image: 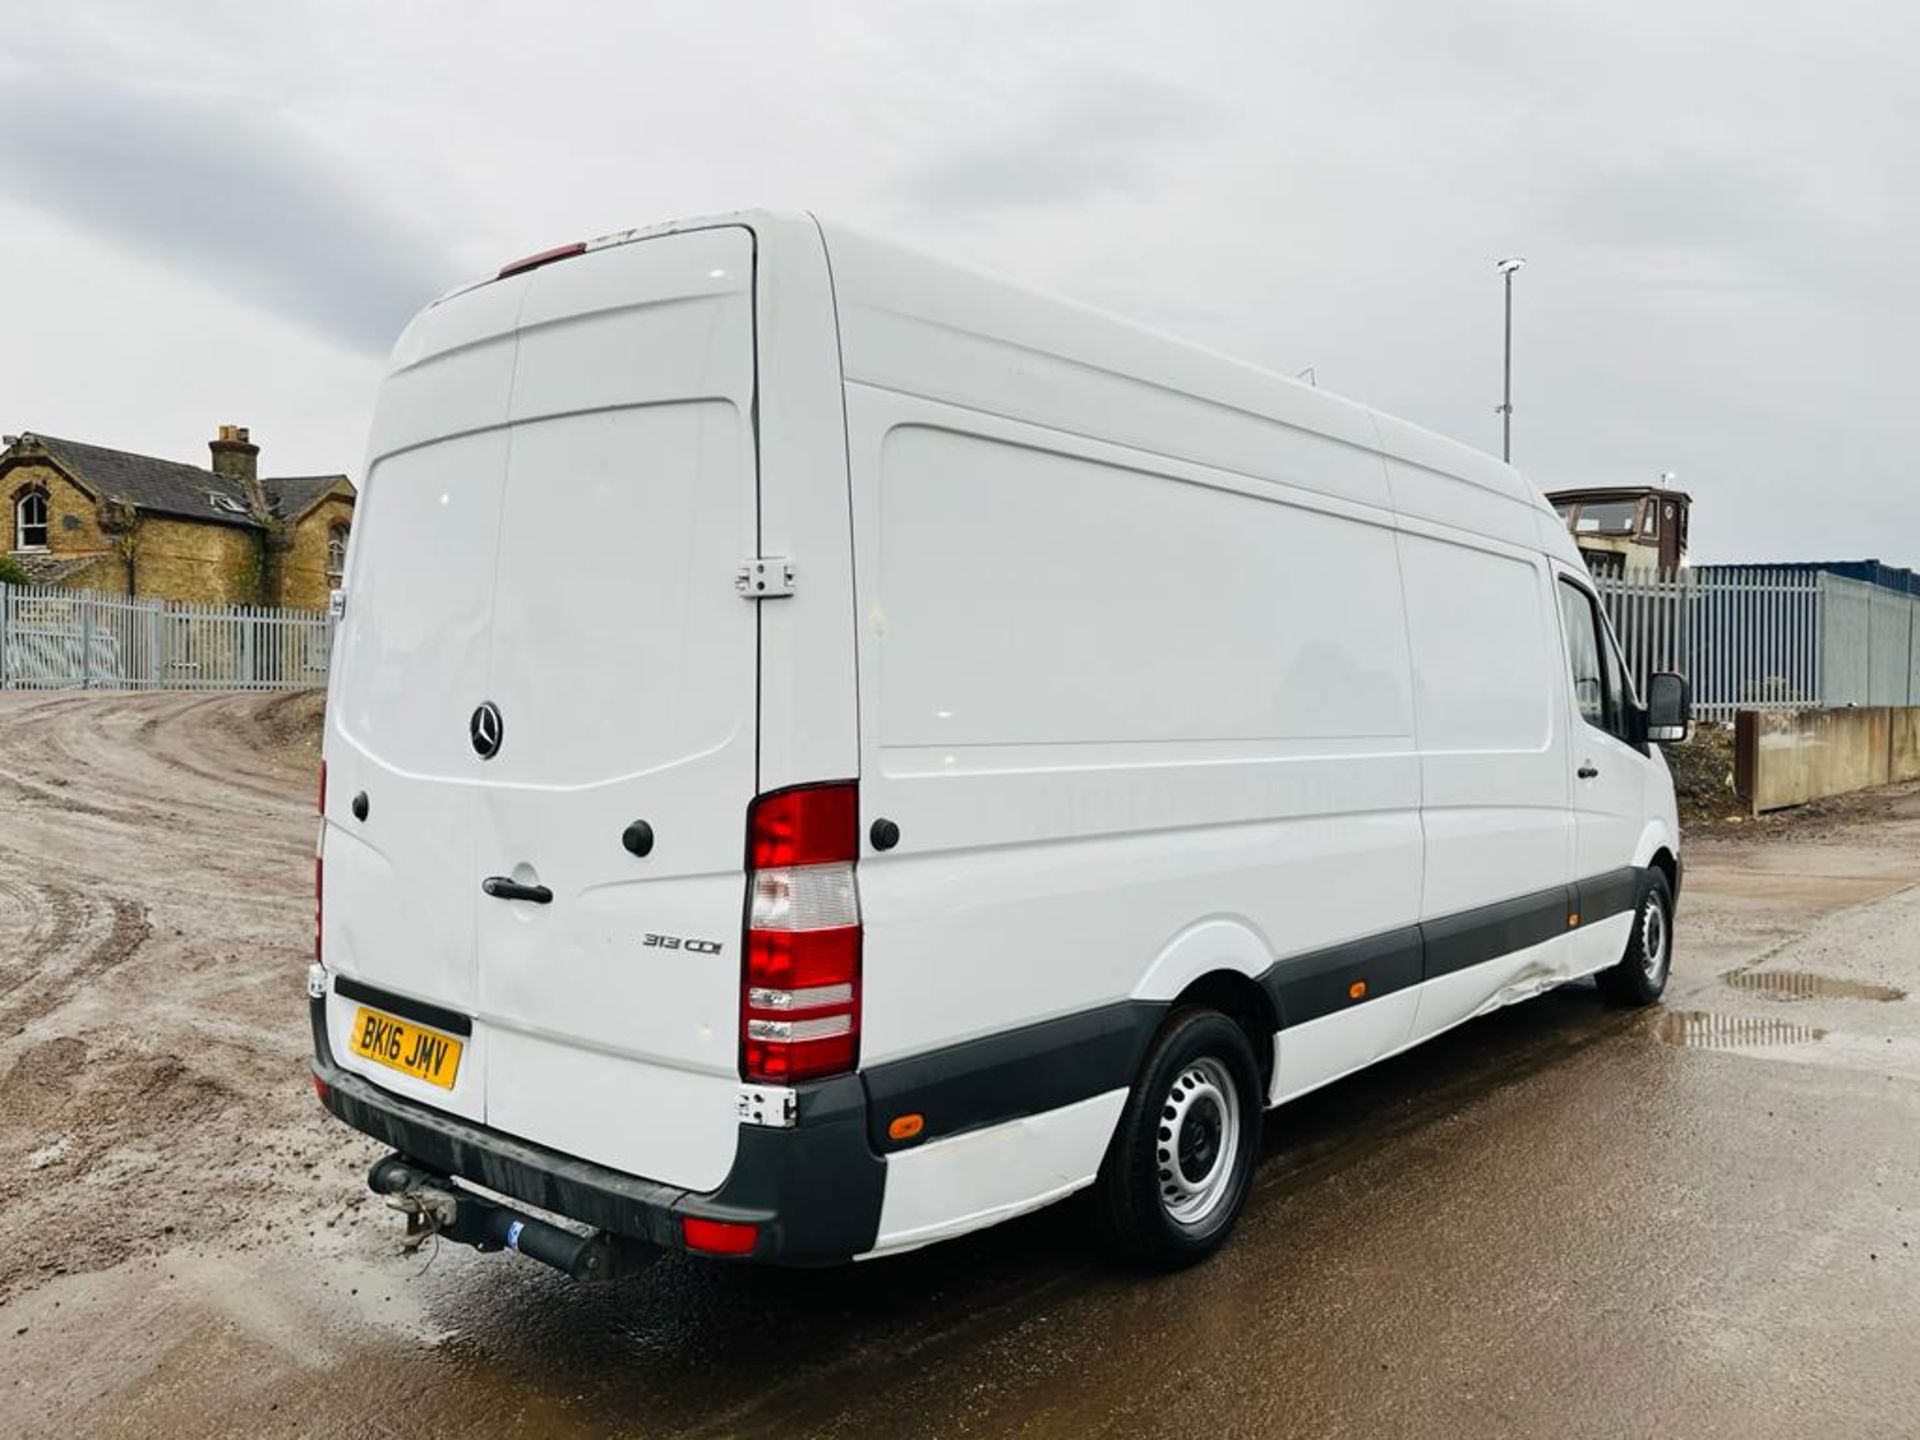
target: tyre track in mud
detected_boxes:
[0,880,149,1028]
[0,690,347,1309]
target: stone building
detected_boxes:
[1545,483,1691,578]
[1,426,354,611]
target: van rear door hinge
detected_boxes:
[735,557,796,598]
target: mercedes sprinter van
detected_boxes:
[310,211,1691,1276]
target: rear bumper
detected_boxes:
[309,994,885,1265]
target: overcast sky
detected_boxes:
[2,0,1913,561]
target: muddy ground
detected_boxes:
[1,692,1917,1438]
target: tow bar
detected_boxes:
[367,1154,658,1282]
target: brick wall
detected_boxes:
[279,493,355,611]
[128,518,263,606]
[6,459,124,587]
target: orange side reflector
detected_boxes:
[1348,980,1367,1001]
[1568,913,1581,927]
[888,1113,925,1142]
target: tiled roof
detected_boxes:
[265,474,353,519]
[8,551,110,586]
[6,434,353,529]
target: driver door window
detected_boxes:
[1558,579,1624,739]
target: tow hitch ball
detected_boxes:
[366,1154,655,1282]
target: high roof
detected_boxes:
[1545,484,1693,505]
[2,433,352,528]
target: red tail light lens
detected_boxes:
[742,783,861,1083]
[681,1215,759,1256]
[747,925,860,992]
[748,783,858,869]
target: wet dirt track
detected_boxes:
[3,693,1918,1439]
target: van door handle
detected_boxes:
[1577,763,1599,779]
[482,877,553,904]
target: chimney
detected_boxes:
[209,424,271,517]
[209,424,258,485]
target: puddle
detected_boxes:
[1654,1010,1826,1050]
[1719,969,1905,1003]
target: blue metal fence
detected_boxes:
[1596,567,1919,720]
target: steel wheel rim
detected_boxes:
[1641,894,1670,983]
[1156,1056,1241,1228]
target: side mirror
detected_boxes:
[1647,671,1691,743]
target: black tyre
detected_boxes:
[1091,1007,1263,1269]
[1596,869,1674,1006]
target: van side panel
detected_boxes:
[1396,523,1574,1037]
[872,1089,1129,1255]
[819,222,1392,517]
[1372,411,1542,552]
[842,384,1422,1089]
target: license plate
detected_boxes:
[348,1006,463,1089]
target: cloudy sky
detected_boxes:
[2,0,1913,561]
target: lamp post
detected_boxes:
[1495,256,1526,462]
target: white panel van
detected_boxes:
[311,211,1691,1276]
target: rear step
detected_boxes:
[367,1154,659,1282]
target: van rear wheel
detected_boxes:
[1092,1007,1262,1269]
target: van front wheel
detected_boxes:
[1092,1008,1263,1269]
[1596,869,1674,1006]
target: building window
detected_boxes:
[1572,500,1638,535]
[13,487,49,551]
[1580,548,1625,579]
[327,523,349,578]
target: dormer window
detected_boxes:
[13,486,48,550]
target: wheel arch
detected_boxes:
[1646,845,1680,909]
[1169,969,1279,1093]
[1633,818,1677,873]
[1131,918,1279,1088]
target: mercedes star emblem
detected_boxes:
[469,701,504,760]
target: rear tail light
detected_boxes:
[742,783,861,1083]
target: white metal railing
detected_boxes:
[0,582,333,691]
[1594,567,1919,720]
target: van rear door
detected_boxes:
[332,229,761,1191]
[475,231,758,1193]
[324,278,528,1127]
